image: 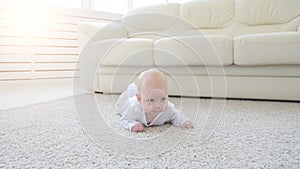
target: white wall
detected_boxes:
[0,7,122,109]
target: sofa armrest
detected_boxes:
[78,22,128,50]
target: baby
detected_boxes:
[115,69,193,132]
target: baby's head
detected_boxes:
[136,69,168,113]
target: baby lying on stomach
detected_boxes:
[115,68,193,132]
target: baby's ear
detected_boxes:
[136,93,142,103]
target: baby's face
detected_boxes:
[138,86,168,114]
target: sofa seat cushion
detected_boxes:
[234,32,300,65]
[101,38,154,66]
[154,35,233,66]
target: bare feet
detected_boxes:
[131,123,144,132]
[182,121,193,129]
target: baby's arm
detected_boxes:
[131,123,144,132]
[170,109,193,129]
[120,116,144,132]
[182,120,193,128]
[119,108,144,132]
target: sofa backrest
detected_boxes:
[122,0,300,37]
[122,3,182,39]
[235,0,300,25]
[125,3,180,17]
[180,0,234,29]
[233,0,300,36]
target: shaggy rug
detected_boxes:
[0,94,299,168]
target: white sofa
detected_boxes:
[78,0,300,101]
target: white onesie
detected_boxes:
[115,83,190,131]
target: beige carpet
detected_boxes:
[0,93,299,168]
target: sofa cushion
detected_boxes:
[154,35,233,66]
[235,0,300,25]
[180,0,234,28]
[100,38,154,66]
[234,32,300,65]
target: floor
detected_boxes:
[0,94,299,168]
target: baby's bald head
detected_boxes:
[136,69,168,113]
[137,69,168,93]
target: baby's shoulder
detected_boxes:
[123,98,143,115]
[166,101,176,109]
[163,101,181,114]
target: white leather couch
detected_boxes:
[78,0,300,101]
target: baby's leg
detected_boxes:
[115,83,138,114]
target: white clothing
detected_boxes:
[115,83,191,131]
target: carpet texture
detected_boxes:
[0,94,299,168]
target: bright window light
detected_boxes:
[5,0,82,36]
[6,0,83,9]
[7,0,49,34]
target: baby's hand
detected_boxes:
[182,121,193,129]
[131,123,144,132]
